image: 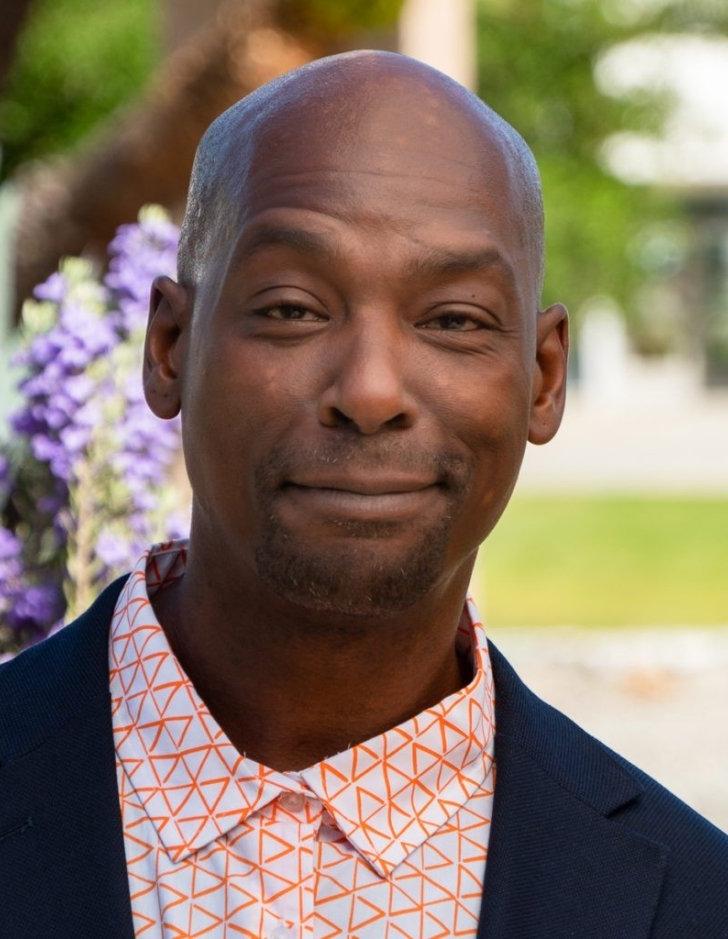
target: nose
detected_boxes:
[317,319,417,435]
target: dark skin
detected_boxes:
[145,53,568,771]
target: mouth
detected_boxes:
[278,474,445,523]
[283,473,441,496]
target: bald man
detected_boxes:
[1,52,726,939]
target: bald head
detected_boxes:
[178,50,545,308]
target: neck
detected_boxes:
[151,539,477,772]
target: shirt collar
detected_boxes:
[109,540,495,876]
[299,597,495,877]
[110,542,302,864]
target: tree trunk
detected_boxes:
[0,0,34,91]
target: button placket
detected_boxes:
[272,791,321,931]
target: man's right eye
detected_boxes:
[255,304,322,321]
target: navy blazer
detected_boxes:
[0,576,726,938]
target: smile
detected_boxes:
[279,479,444,522]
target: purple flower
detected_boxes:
[105,210,178,334]
[1,207,185,649]
[96,531,132,570]
[0,453,9,489]
[0,528,21,563]
[33,271,67,303]
[8,583,61,632]
[0,528,27,625]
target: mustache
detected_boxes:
[254,440,472,493]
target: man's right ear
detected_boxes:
[143,275,190,420]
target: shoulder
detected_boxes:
[527,661,728,851]
[0,576,128,764]
[605,746,728,932]
[527,675,728,860]
[540,690,728,931]
[488,638,728,933]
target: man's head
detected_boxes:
[144,50,568,617]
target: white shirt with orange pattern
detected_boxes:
[109,540,496,938]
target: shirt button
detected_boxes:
[279,791,306,813]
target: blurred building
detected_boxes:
[599,33,728,387]
[517,32,728,494]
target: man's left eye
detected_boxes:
[421,313,482,331]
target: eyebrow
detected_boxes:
[236,224,337,262]
[405,245,516,292]
[235,224,517,292]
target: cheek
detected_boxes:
[180,336,292,508]
[426,354,532,544]
[427,348,532,453]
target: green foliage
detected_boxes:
[275,0,403,49]
[281,0,403,32]
[476,0,727,329]
[476,494,728,626]
[0,0,157,181]
[538,157,667,328]
[0,0,404,182]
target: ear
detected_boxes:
[528,302,569,445]
[143,275,191,420]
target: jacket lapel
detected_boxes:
[478,640,669,938]
[0,577,134,939]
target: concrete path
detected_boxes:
[517,387,728,493]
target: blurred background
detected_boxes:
[0,0,726,827]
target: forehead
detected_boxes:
[240,131,525,277]
[207,75,537,304]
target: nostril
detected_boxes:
[385,412,409,430]
[318,403,355,430]
[331,407,355,427]
[326,406,409,434]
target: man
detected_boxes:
[0,50,726,939]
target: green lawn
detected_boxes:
[472,494,728,627]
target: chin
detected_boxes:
[253,529,450,619]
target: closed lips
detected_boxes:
[284,475,439,495]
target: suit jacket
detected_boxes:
[0,576,726,938]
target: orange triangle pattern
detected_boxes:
[110,540,496,937]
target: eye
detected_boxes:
[420,312,483,332]
[256,303,325,322]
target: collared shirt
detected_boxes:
[109,539,496,938]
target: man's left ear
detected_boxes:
[143,275,191,420]
[528,302,569,445]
